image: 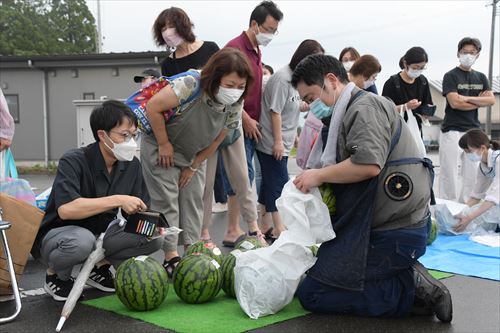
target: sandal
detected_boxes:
[261,227,274,241]
[163,256,181,279]
[222,233,246,248]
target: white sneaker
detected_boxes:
[212,202,228,213]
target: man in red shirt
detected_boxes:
[222,1,283,244]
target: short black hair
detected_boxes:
[249,1,283,26]
[90,100,138,142]
[291,54,349,88]
[399,46,428,69]
[289,39,325,71]
[458,37,482,53]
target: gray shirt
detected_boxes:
[339,89,431,230]
[257,66,301,156]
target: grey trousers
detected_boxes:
[141,133,206,252]
[40,223,163,281]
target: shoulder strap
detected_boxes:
[391,74,401,91]
[346,89,367,110]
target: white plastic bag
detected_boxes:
[234,179,335,319]
[401,106,426,157]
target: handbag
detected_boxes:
[0,148,18,179]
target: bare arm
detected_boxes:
[145,85,181,168]
[463,90,495,107]
[271,111,284,160]
[58,195,146,220]
[454,200,495,232]
[446,92,482,110]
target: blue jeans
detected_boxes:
[298,221,429,318]
[223,137,256,196]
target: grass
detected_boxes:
[17,162,58,175]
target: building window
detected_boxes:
[83,92,95,100]
[4,94,19,123]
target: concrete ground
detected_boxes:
[1,153,499,333]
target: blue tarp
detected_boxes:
[420,234,500,281]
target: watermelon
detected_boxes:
[427,218,438,245]
[235,236,265,251]
[115,256,168,311]
[173,253,222,304]
[185,240,224,265]
[221,249,246,298]
[319,183,336,215]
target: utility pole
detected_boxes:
[486,0,499,136]
[95,0,102,53]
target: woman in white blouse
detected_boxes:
[454,129,500,233]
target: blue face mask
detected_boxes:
[309,81,336,119]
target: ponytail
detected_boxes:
[490,139,500,150]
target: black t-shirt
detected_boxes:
[161,41,220,77]
[441,67,490,132]
[382,72,433,132]
[32,142,149,258]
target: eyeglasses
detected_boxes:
[259,25,278,35]
[459,51,478,56]
[109,130,140,142]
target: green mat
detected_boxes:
[429,270,454,280]
[83,290,309,333]
[83,271,453,333]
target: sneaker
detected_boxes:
[413,262,453,323]
[44,274,74,302]
[212,202,228,213]
[86,264,115,292]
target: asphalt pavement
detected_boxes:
[1,154,499,333]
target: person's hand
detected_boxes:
[406,99,421,110]
[273,140,285,160]
[119,195,147,215]
[0,138,12,152]
[299,101,310,112]
[158,142,174,168]
[293,169,322,193]
[178,167,196,189]
[242,116,262,142]
[453,214,472,233]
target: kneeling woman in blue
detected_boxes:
[141,48,253,277]
[454,129,500,233]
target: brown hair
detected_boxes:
[350,55,382,79]
[289,39,325,71]
[339,47,360,62]
[152,7,196,47]
[459,128,500,150]
[200,48,254,102]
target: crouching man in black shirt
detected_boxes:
[31,100,163,301]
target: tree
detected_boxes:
[0,0,97,56]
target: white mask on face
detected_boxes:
[343,61,354,72]
[162,28,184,48]
[363,79,375,90]
[104,133,137,161]
[406,68,424,79]
[254,28,274,46]
[466,151,482,163]
[215,86,244,105]
[262,75,271,88]
[459,54,477,68]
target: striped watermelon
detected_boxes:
[427,218,438,245]
[173,253,222,304]
[114,256,168,311]
[235,236,265,251]
[221,249,246,298]
[185,240,224,265]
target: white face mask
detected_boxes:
[254,28,274,46]
[466,151,482,163]
[363,79,375,90]
[262,75,271,88]
[459,54,477,68]
[162,28,184,48]
[104,133,137,161]
[343,61,354,72]
[216,86,244,105]
[406,68,424,79]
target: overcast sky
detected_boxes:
[86,0,499,92]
